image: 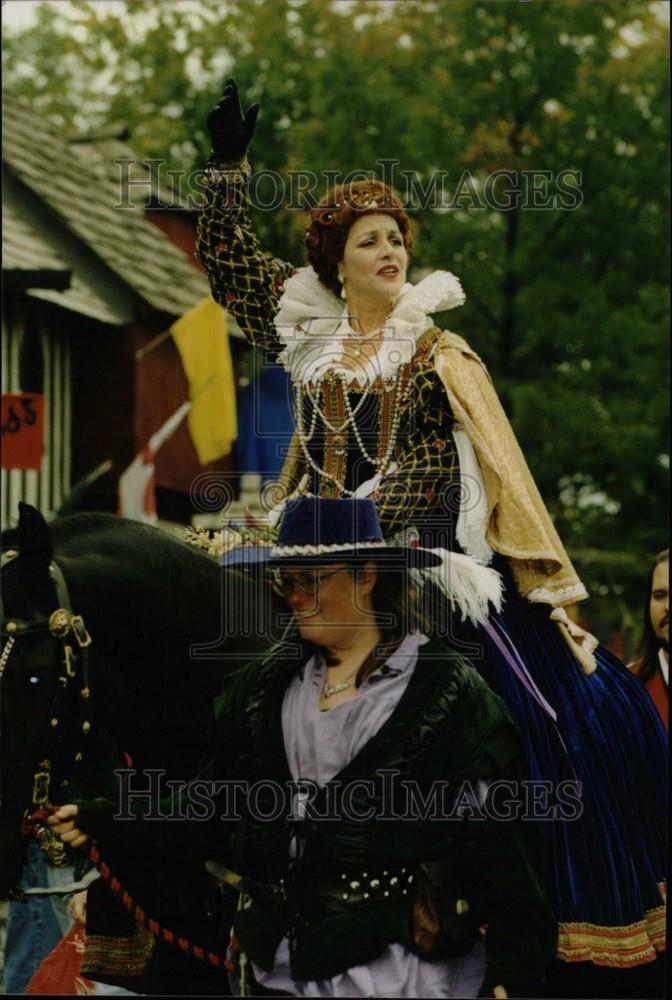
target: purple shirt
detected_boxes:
[252,633,486,997]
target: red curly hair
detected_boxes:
[304,180,413,298]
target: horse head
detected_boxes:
[0,503,90,895]
[1,502,286,899]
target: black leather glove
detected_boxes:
[206,77,260,161]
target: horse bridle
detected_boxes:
[0,547,93,866]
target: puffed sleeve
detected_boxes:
[195,156,296,360]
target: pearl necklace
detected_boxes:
[295,369,409,497]
[298,385,320,442]
[296,386,354,495]
[301,375,371,437]
[342,382,398,471]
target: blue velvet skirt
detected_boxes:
[453,585,667,969]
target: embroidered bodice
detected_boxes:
[298,380,382,497]
[294,360,461,550]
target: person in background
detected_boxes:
[629,549,669,729]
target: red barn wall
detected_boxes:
[144,211,203,271]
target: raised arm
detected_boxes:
[196,79,296,359]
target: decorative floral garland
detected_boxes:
[183,524,277,559]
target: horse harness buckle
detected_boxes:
[48,608,92,648]
[32,762,51,807]
[63,643,76,678]
[70,615,92,648]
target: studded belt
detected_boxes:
[310,863,416,908]
[208,860,416,911]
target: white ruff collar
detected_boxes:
[274,267,465,385]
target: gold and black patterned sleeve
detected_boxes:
[375,353,460,539]
[195,157,296,359]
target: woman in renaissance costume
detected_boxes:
[195,81,667,995]
[51,497,557,998]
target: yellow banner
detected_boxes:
[171,296,237,464]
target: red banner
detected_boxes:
[1,393,45,469]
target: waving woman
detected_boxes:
[195,80,667,994]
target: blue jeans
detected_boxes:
[2,843,73,994]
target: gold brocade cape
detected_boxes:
[278,328,598,673]
[431,331,587,606]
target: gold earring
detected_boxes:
[338,274,346,300]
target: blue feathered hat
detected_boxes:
[268,497,441,568]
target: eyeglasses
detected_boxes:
[269,567,349,598]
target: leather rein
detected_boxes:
[0,548,238,972]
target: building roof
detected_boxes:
[3,197,135,323]
[2,94,210,319]
[3,168,137,325]
[2,198,70,280]
[68,126,195,212]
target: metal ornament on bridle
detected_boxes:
[49,608,72,638]
[0,547,94,866]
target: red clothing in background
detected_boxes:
[629,656,669,730]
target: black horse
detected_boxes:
[0,502,285,991]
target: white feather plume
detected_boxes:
[412,550,503,626]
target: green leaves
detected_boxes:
[3,0,668,639]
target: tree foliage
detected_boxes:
[3,0,668,638]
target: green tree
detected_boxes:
[4,0,668,640]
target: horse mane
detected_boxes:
[52,511,122,534]
[49,512,191,549]
[49,513,218,578]
[2,512,199,559]
[4,512,209,558]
